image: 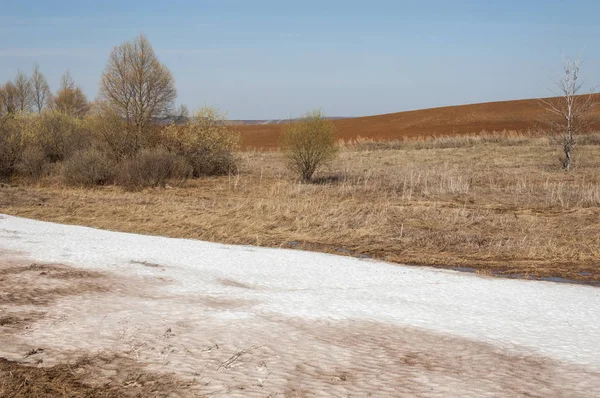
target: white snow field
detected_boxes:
[1,214,599,396]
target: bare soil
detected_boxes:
[0,261,106,307]
[236,95,600,149]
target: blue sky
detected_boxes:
[1,0,600,119]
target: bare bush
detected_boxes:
[100,34,176,151]
[62,149,117,187]
[17,146,47,178]
[281,109,338,183]
[116,148,192,190]
[20,111,89,162]
[84,106,135,160]
[162,107,240,176]
[0,116,23,177]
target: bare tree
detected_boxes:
[0,82,19,115]
[175,104,190,121]
[99,34,177,151]
[52,71,90,118]
[31,64,51,113]
[14,71,34,112]
[540,58,594,171]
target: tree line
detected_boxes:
[0,67,88,117]
[0,34,338,185]
[0,35,242,188]
[0,34,176,127]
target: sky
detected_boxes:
[1,0,600,119]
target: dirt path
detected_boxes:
[2,254,599,397]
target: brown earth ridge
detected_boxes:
[237,95,600,149]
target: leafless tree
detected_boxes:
[51,71,90,118]
[0,82,19,115]
[31,63,51,113]
[14,70,34,112]
[540,58,594,171]
[99,34,177,151]
[175,104,190,120]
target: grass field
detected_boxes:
[2,132,599,283]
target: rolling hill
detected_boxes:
[236,96,600,149]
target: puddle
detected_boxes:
[452,267,476,273]
[450,267,598,287]
[285,241,372,260]
[537,276,600,287]
[491,271,599,287]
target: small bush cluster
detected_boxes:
[162,107,240,177]
[0,106,240,190]
[85,106,160,161]
[0,112,89,179]
[0,37,238,188]
[61,149,116,187]
[22,111,89,161]
[0,116,23,177]
[17,146,47,178]
[116,148,192,190]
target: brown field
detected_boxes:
[238,96,600,149]
[2,132,599,284]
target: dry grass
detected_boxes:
[1,133,599,282]
[0,355,188,397]
[337,130,546,150]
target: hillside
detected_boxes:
[228,117,347,126]
[237,96,600,149]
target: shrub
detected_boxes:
[85,103,164,161]
[17,146,47,178]
[20,111,89,162]
[116,148,192,190]
[162,107,240,177]
[84,107,139,160]
[280,109,338,183]
[62,149,117,187]
[0,115,23,177]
